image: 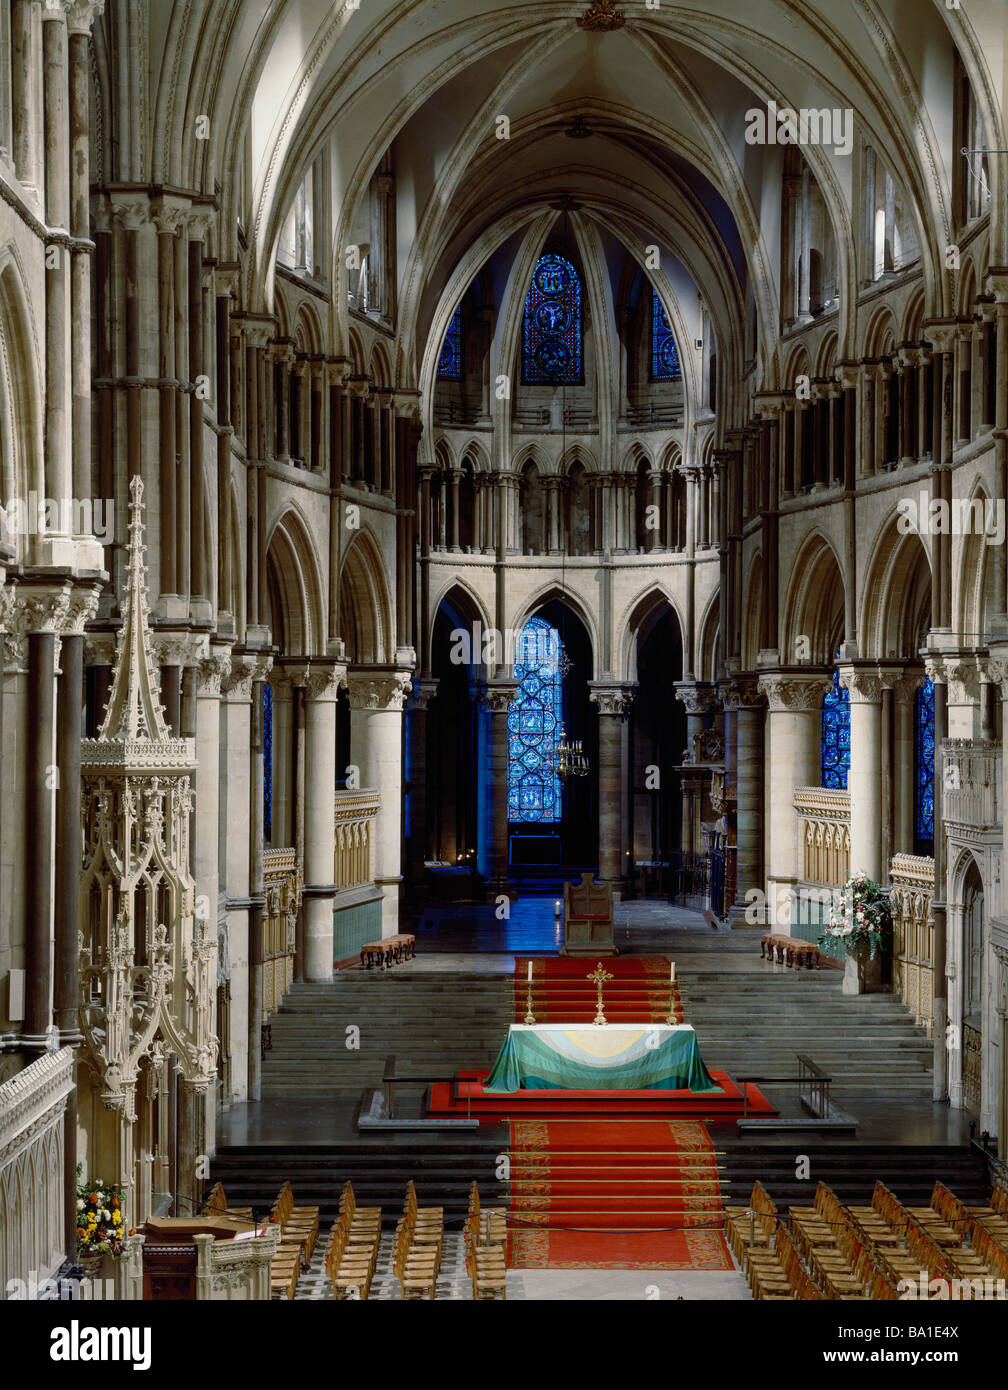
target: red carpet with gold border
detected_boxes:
[513,955,683,1024]
[507,1117,733,1270]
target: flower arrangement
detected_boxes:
[820,872,892,959]
[75,1165,126,1259]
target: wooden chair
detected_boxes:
[393,1224,438,1299]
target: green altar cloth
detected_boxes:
[483,1023,720,1092]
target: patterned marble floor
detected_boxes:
[292,1231,751,1301]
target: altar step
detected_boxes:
[680,972,934,1099]
[205,1137,509,1231]
[261,975,514,1097]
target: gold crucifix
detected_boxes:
[587,961,615,1026]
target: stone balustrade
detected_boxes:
[793,786,851,886]
[942,738,1000,830]
[334,788,382,891]
[890,852,936,1034]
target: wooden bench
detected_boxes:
[760,934,821,969]
[360,933,416,969]
[201,1180,254,1229]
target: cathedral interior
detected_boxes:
[3,0,1008,1328]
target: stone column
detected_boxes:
[719,676,763,922]
[405,678,438,895]
[347,669,412,937]
[300,663,345,979]
[476,680,517,893]
[674,682,716,855]
[839,667,889,882]
[21,585,71,1048]
[758,672,832,928]
[589,684,635,887]
[449,468,462,551]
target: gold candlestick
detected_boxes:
[587,961,614,1026]
[524,977,536,1025]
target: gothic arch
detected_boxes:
[339,527,393,665]
[620,585,685,685]
[698,592,721,684]
[781,530,846,666]
[0,248,44,554]
[264,503,326,656]
[743,553,764,672]
[512,584,598,680]
[956,480,996,646]
[859,516,933,661]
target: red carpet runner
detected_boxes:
[507,1118,733,1270]
[514,955,683,1024]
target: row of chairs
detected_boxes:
[392,1180,445,1299]
[464,1182,507,1300]
[325,1182,383,1299]
[269,1182,320,1299]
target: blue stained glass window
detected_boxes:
[522,254,582,384]
[651,287,682,381]
[820,669,850,789]
[507,617,563,822]
[437,305,463,379]
[915,676,935,849]
[263,684,273,841]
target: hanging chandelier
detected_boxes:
[552,722,589,780]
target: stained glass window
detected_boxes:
[263,684,273,841]
[507,617,562,822]
[915,675,935,850]
[651,287,682,381]
[437,305,462,379]
[820,669,850,789]
[522,254,582,384]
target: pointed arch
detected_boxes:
[339,526,393,664]
[781,530,846,666]
[619,584,685,684]
[511,583,598,679]
[860,515,933,661]
[265,503,326,656]
[698,591,721,684]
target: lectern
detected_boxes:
[123,1218,281,1300]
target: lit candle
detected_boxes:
[554,899,561,916]
[670,962,676,983]
[527,961,533,982]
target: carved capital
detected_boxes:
[409,677,439,711]
[63,583,102,635]
[478,679,518,714]
[65,0,104,34]
[296,661,347,702]
[346,669,413,712]
[673,681,718,716]
[195,650,234,698]
[718,675,763,710]
[221,652,273,701]
[757,671,833,712]
[151,631,210,669]
[589,682,636,718]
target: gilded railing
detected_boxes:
[262,848,301,1021]
[890,852,935,1035]
[942,739,999,830]
[334,788,381,892]
[793,786,851,887]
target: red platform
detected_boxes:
[427,1068,776,1119]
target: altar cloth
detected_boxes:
[483,1022,719,1093]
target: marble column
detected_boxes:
[589,684,635,887]
[758,672,832,928]
[476,680,517,893]
[301,663,345,978]
[347,669,412,936]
